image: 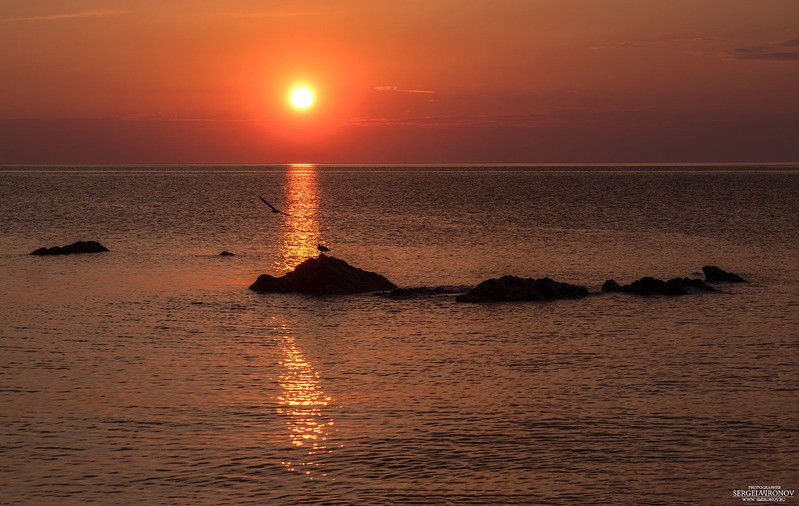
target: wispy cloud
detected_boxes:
[729,38,799,61]
[1,9,130,23]
[594,35,799,62]
[202,9,318,19]
[347,110,598,128]
[373,85,436,95]
[590,36,714,51]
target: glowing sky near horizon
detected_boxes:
[0,0,798,163]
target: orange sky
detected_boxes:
[1,0,798,163]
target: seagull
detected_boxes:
[317,244,330,253]
[259,195,294,216]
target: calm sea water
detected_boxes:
[1,165,797,504]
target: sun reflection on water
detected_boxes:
[275,164,321,272]
[275,324,336,479]
[270,165,336,478]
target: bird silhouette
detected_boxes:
[317,244,330,253]
[259,196,294,216]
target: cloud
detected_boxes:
[347,110,598,128]
[201,9,318,19]
[590,36,714,51]
[729,39,799,61]
[348,114,504,128]
[373,85,436,95]
[733,51,799,61]
[0,9,130,22]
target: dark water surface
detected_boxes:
[1,165,798,504]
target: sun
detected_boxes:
[290,87,314,109]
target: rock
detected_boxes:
[456,275,589,303]
[601,279,624,292]
[219,251,235,256]
[670,277,717,293]
[601,276,715,295]
[627,276,684,295]
[30,247,62,256]
[703,265,745,283]
[249,254,397,294]
[30,240,109,256]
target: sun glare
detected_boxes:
[290,87,314,109]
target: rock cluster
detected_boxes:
[30,240,109,256]
[249,257,747,301]
[456,275,589,303]
[601,276,716,295]
[28,239,748,303]
[601,265,745,296]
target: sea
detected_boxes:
[1,164,797,505]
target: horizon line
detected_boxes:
[2,161,799,168]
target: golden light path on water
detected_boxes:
[275,321,336,479]
[271,166,336,478]
[275,164,321,272]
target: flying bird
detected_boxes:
[317,244,330,253]
[259,195,294,216]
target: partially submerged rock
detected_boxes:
[219,251,235,256]
[456,275,589,303]
[601,276,716,295]
[673,277,717,292]
[703,265,745,283]
[30,240,109,256]
[249,254,397,294]
[601,279,624,292]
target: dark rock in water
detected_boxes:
[627,276,684,295]
[384,286,466,298]
[670,277,716,293]
[219,251,235,256]
[249,254,397,294]
[703,265,745,283]
[456,275,589,303]
[30,246,62,256]
[601,279,624,293]
[601,276,715,295]
[30,240,109,256]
